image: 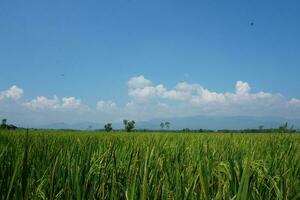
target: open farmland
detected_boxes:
[0,130,300,199]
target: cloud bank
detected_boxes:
[0,75,300,126]
[0,85,23,101]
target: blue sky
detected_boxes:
[1,0,300,125]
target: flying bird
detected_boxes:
[250,22,254,26]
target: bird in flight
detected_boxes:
[250,22,254,26]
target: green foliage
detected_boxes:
[279,122,289,133]
[160,122,165,129]
[104,123,113,132]
[165,121,170,129]
[1,118,7,129]
[0,118,17,130]
[123,120,135,132]
[160,121,171,130]
[2,118,7,126]
[0,130,299,199]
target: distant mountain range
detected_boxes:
[37,115,300,130]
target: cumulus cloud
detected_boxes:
[127,76,276,106]
[126,76,294,118]
[0,85,23,100]
[128,76,152,89]
[96,100,117,111]
[23,96,60,110]
[62,97,81,108]
[289,98,300,107]
[128,84,165,100]
[1,78,300,126]
[235,81,251,95]
[24,96,81,110]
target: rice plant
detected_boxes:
[0,130,299,199]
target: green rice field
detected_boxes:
[0,130,300,199]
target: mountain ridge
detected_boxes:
[36,115,300,130]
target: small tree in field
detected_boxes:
[0,118,7,129]
[165,121,170,129]
[104,123,113,132]
[2,118,7,125]
[160,122,165,130]
[123,120,135,132]
[279,122,288,133]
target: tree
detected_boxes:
[289,125,296,133]
[104,123,113,132]
[165,121,170,129]
[0,118,17,130]
[8,125,17,130]
[183,128,191,132]
[2,118,7,126]
[123,120,135,132]
[0,118,7,129]
[259,125,264,131]
[160,122,165,130]
[279,122,288,133]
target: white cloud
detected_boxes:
[127,77,278,107]
[289,98,300,106]
[96,100,117,111]
[62,97,81,108]
[1,79,300,126]
[0,85,23,100]
[125,76,292,118]
[24,96,81,110]
[129,84,166,100]
[128,75,152,89]
[235,81,251,95]
[23,96,60,110]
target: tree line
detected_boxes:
[0,118,17,130]
[1,117,298,133]
[103,120,171,132]
[103,121,298,133]
[217,123,297,134]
